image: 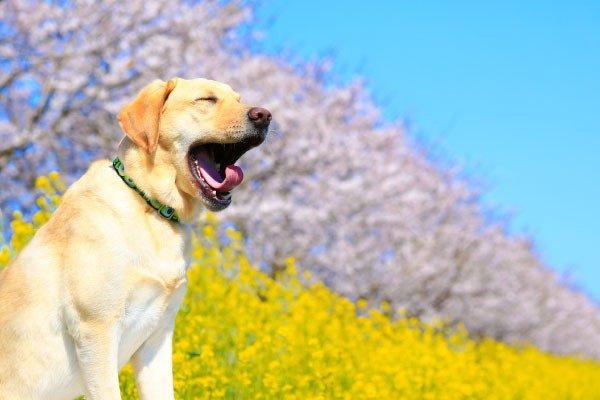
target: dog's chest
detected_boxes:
[119,279,187,365]
[117,230,192,366]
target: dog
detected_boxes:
[0,78,271,399]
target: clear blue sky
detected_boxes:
[254,1,600,301]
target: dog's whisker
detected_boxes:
[267,128,281,137]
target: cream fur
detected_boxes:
[0,78,264,399]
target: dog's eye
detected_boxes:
[194,96,218,103]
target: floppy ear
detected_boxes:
[117,79,177,154]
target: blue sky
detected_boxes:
[254,1,600,300]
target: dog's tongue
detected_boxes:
[195,150,243,192]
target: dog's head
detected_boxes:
[117,78,271,212]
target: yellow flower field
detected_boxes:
[1,174,600,399]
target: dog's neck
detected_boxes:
[116,139,201,223]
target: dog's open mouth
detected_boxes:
[188,142,255,211]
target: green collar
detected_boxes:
[112,157,180,223]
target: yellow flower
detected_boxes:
[357,297,368,310]
[0,245,11,267]
[1,175,599,400]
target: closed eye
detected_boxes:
[195,96,218,103]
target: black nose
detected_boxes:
[247,107,272,129]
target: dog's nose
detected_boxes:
[247,107,272,129]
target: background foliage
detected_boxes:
[1,178,600,399]
[1,0,599,358]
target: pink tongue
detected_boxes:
[196,152,244,192]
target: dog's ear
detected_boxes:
[117,79,177,154]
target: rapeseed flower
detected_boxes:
[1,174,599,399]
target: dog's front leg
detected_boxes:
[131,320,176,400]
[74,322,122,400]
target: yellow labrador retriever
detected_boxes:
[0,78,271,399]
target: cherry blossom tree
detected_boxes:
[1,0,598,358]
